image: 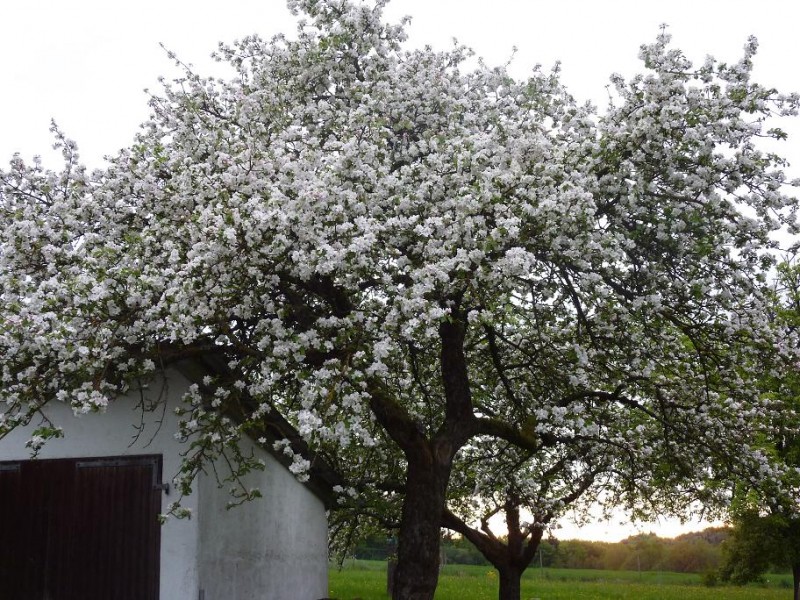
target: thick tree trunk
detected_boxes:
[374,314,470,600]
[498,565,523,600]
[392,456,451,600]
[793,562,799,600]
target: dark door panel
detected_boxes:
[0,455,162,600]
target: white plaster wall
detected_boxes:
[197,435,329,600]
[0,370,200,600]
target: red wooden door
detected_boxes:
[0,455,162,600]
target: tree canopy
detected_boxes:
[2,2,799,599]
[718,259,800,600]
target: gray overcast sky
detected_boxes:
[2,0,798,169]
[2,0,798,541]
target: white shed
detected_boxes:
[0,362,334,600]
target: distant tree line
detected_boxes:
[351,527,791,576]
[353,533,490,565]
[542,530,728,574]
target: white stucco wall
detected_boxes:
[0,370,200,600]
[197,435,329,600]
[0,368,329,600]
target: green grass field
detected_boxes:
[328,560,794,600]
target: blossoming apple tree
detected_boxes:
[717,259,800,600]
[2,1,799,599]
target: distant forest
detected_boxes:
[353,528,748,574]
